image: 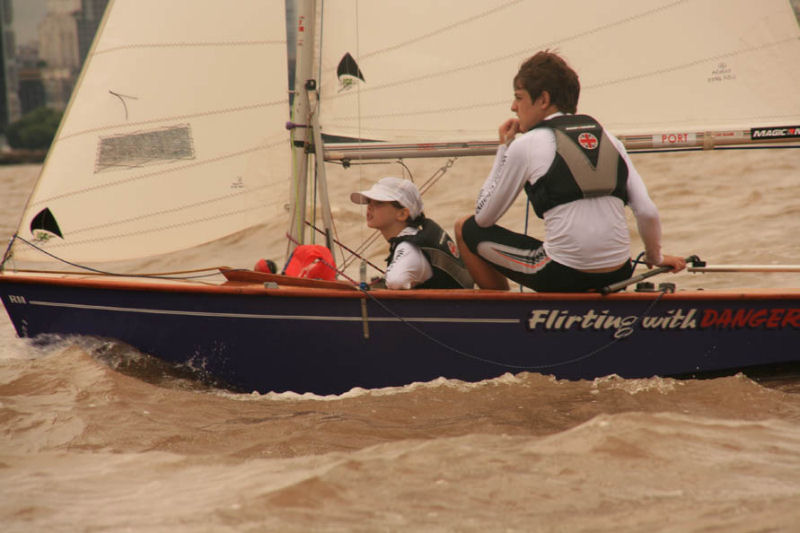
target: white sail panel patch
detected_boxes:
[96,125,195,172]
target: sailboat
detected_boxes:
[1,0,800,394]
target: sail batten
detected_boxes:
[27,204,273,251]
[56,100,287,142]
[62,186,272,236]
[94,40,285,56]
[585,36,800,92]
[320,1,693,103]
[28,141,282,208]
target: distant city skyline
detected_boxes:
[12,0,47,45]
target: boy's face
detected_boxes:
[511,88,549,132]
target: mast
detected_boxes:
[287,0,315,254]
[287,0,334,255]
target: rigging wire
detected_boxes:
[305,221,385,274]
[340,157,459,273]
[353,0,367,274]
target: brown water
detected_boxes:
[3,149,800,532]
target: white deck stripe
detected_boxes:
[29,300,520,324]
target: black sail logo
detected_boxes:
[30,207,63,242]
[337,52,364,92]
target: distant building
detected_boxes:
[0,0,21,129]
[28,0,108,112]
[47,0,81,15]
[39,2,81,71]
[76,0,109,62]
[16,43,46,116]
[15,43,39,69]
[38,0,81,110]
[18,67,46,115]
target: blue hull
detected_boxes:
[2,274,800,393]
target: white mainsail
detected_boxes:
[316,0,800,155]
[8,0,290,265]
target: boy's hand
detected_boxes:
[499,119,521,145]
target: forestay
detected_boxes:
[7,0,290,265]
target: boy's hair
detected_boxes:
[513,50,580,114]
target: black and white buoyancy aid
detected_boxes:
[524,114,628,218]
[387,218,473,289]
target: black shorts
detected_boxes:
[461,216,633,292]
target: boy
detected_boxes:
[455,51,685,292]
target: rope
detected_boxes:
[287,231,670,371]
[6,235,222,281]
[358,284,669,371]
[304,222,385,274]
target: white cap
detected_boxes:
[350,177,423,219]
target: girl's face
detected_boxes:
[366,199,408,232]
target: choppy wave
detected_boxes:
[4,335,800,455]
[3,338,800,531]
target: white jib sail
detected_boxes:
[317,0,800,151]
[9,0,290,265]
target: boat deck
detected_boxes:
[2,270,800,302]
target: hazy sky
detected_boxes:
[12,0,48,45]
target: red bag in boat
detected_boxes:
[283,244,337,281]
[253,258,277,273]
